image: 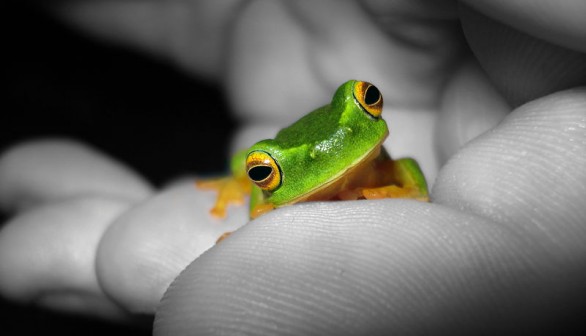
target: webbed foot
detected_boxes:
[196,177,251,218]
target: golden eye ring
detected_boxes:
[246,150,282,191]
[353,81,383,118]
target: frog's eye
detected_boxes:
[354,81,383,118]
[246,150,282,191]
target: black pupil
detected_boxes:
[248,166,272,181]
[364,86,380,105]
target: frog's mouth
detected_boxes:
[284,131,389,205]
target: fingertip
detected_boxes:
[434,88,586,258]
[96,182,247,314]
[0,138,154,212]
[0,195,131,318]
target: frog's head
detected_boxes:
[244,80,389,206]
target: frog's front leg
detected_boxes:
[196,176,251,218]
[362,157,429,202]
[213,185,275,244]
[196,150,252,218]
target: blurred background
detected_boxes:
[1,1,236,334]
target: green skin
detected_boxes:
[231,80,427,215]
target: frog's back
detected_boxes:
[273,104,342,149]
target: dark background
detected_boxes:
[1,1,236,334]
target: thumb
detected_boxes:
[153,89,586,336]
[154,200,582,336]
[434,87,586,261]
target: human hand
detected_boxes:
[154,1,585,334]
[1,0,584,334]
[0,139,248,321]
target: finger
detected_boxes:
[0,138,153,212]
[227,0,461,123]
[383,106,440,185]
[434,88,586,260]
[437,59,510,163]
[0,195,133,320]
[96,182,247,314]
[459,5,586,107]
[154,200,583,335]
[460,0,586,52]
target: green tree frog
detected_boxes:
[197,80,428,221]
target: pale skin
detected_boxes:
[0,1,585,335]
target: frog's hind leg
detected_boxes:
[362,158,429,202]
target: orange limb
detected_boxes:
[361,185,429,202]
[250,203,276,219]
[195,177,251,218]
[359,156,429,202]
[331,154,429,203]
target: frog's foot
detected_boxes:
[196,177,251,218]
[361,185,429,202]
[216,231,233,244]
[250,203,276,219]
